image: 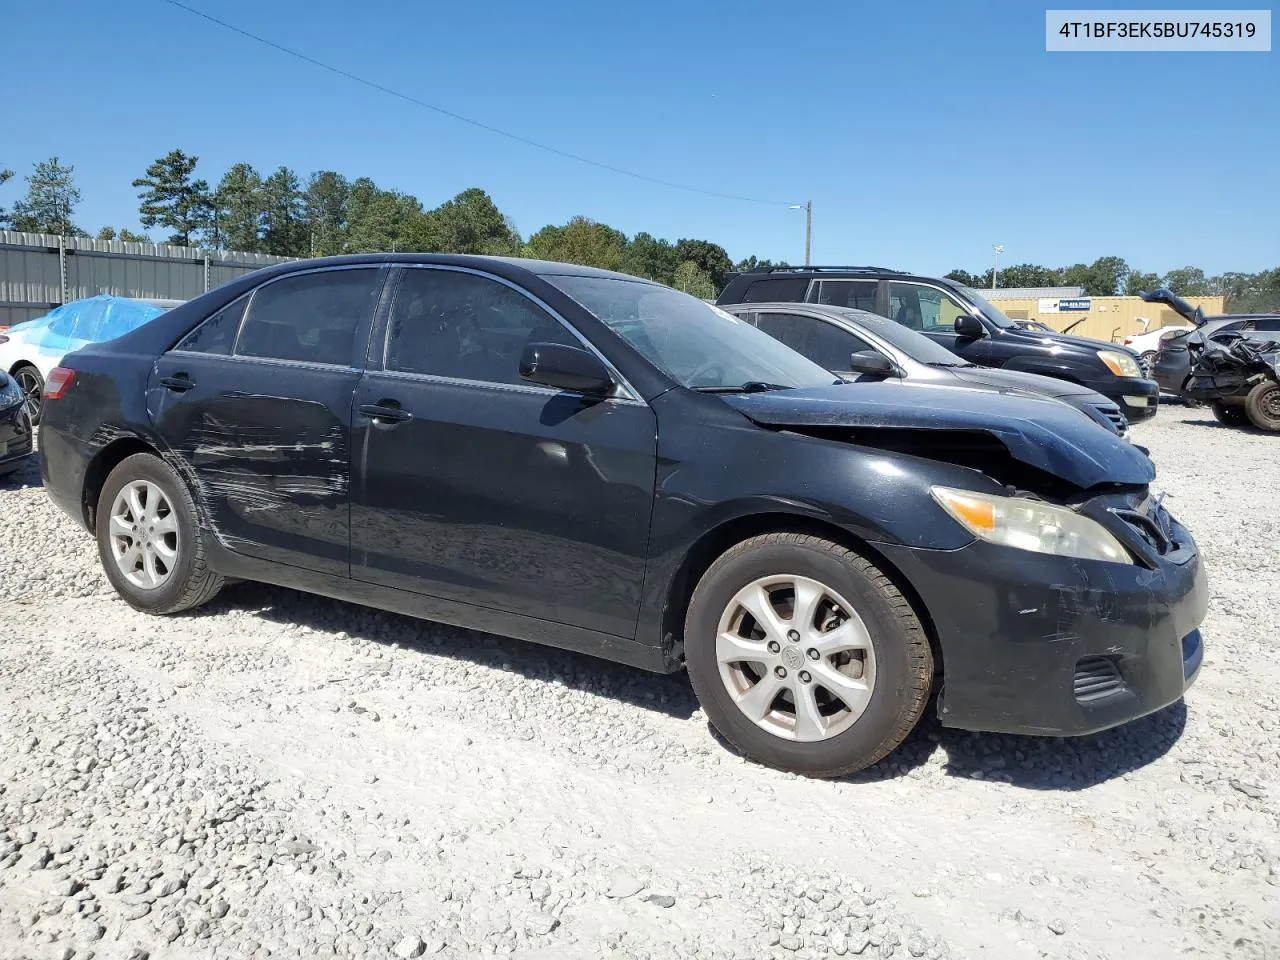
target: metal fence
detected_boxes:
[0,231,295,328]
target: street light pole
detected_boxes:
[790,201,812,266]
[991,243,1004,291]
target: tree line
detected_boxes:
[946,256,1280,313]
[2,152,1276,309]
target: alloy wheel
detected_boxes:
[715,575,877,742]
[108,480,180,589]
[14,368,42,422]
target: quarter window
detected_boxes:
[175,295,248,355]
[756,313,875,371]
[740,276,812,303]
[1252,318,1280,332]
[887,283,968,333]
[236,269,380,366]
[814,280,878,312]
[386,269,576,385]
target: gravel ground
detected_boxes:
[1,404,1277,960]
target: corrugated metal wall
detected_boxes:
[0,231,294,328]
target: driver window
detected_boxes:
[386,269,576,385]
[756,313,873,371]
[888,283,967,333]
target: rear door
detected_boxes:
[753,311,893,379]
[349,265,657,638]
[149,266,386,577]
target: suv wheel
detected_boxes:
[684,532,932,777]
[96,453,224,614]
[1244,381,1280,431]
[1211,402,1249,427]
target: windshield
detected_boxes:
[844,311,972,366]
[547,275,837,390]
[959,286,1016,329]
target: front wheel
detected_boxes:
[1244,381,1280,431]
[684,532,933,777]
[96,453,224,614]
[13,365,43,425]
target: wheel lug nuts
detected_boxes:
[774,666,787,679]
[767,641,781,653]
[787,629,800,642]
[807,648,820,660]
[799,670,811,683]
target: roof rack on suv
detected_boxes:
[750,265,900,274]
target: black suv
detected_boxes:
[717,267,1160,422]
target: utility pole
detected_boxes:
[991,244,1004,290]
[791,201,813,266]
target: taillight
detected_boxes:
[1122,336,1133,345]
[44,367,76,400]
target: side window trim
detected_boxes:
[170,290,252,355]
[386,264,641,401]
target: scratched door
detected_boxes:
[148,266,386,578]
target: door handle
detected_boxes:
[358,401,413,424]
[160,374,195,392]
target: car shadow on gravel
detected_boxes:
[0,454,43,490]
[202,581,701,721]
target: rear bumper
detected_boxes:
[0,402,34,474]
[38,419,92,529]
[875,520,1206,737]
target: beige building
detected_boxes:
[981,287,1224,343]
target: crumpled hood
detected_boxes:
[722,381,1154,490]
[944,365,1097,400]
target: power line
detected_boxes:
[162,0,794,207]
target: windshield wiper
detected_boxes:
[694,381,792,394]
[926,361,971,368]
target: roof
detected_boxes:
[288,253,652,284]
[978,286,1086,299]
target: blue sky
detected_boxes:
[3,1,1276,275]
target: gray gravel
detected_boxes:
[1,404,1277,959]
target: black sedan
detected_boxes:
[0,371,34,476]
[721,302,1131,437]
[38,255,1206,776]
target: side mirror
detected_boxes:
[519,341,614,395]
[955,315,986,339]
[848,350,895,375]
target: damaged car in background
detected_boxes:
[1185,332,1280,430]
[39,254,1206,776]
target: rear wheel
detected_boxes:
[684,532,932,777]
[96,453,224,614]
[1244,381,1280,431]
[13,365,43,425]
[1211,402,1249,427]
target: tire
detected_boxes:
[96,452,224,614]
[1243,381,1280,432]
[13,365,43,426]
[1211,401,1249,427]
[684,532,933,777]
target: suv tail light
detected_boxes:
[44,367,76,400]
[1122,336,1133,345]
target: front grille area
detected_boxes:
[1074,656,1125,703]
[1089,401,1128,435]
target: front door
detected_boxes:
[350,266,657,639]
[887,281,991,362]
[149,266,385,577]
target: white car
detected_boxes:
[0,295,182,423]
[1123,322,1194,365]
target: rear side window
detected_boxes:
[738,277,811,303]
[1252,318,1280,331]
[175,295,248,355]
[756,312,874,371]
[236,269,380,366]
[815,280,878,313]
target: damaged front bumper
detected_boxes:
[874,495,1206,737]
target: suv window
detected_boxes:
[1252,318,1280,331]
[386,269,576,385]
[814,280,877,312]
[740,276,812,303]
[756,312,874,371]
[176,295,248,355]
[236,269,380,366]
[888,282,967,333]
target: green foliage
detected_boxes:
[260,166,308,257]
[621,232,680,283]
[303,171,349,257]
[96,226,117,241]
[1125,271,1161,295]
[944,269,983,286]
[404,188,520,255]
[672,260,715,299]
[214,163,266,253]
[344,178,420,253]
[674,239,733,290]
[1163,266,1209,297]
[119,228,148,243]
[0,165,12,226]
[525,216,626,271]
[734,255,789,273]
[10,157,82,235]
[1220,268,1280,312]
[133,150,213,246]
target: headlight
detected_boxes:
[1097,349,1141,378]
[930,486,1134,564]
